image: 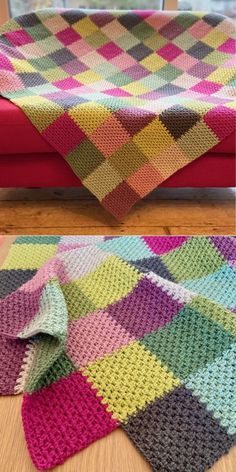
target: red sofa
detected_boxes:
[0,97,235,188]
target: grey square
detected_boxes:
[118,13,143,29]
[20,72,48,87]
[187,41,214,59]
[127,43,153,61]
[48,48,77,66]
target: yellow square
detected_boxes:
[203,30,228,48]
[1,244,57,270]
[207,67,236,85]
[84,341,180,422]
[76,255,142,309]
[74,70,102,84]
[11,59,37,73]
[140,53,167,73]
[69,102,111,134]
[41,68,69,82]
[13,96,64,132]
[72,17,98,37]
[133,118,174,159]
[121,81,149,96]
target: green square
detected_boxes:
[109,142,148,179]
[131,22,155,41]
[175,13,199,29]
[34,353,76,391]
[27,24,51,41]
[172,31,196,51]
[61,282,97,319]
[29,56,57,71]
[109,72,133,87]
[141,305,235,380]
[93,62,120,79]
[144,32,167,51]
[15,236,61,245]
[156,64,182,81]
[116,33,140,51]
[140,74,167,90]
[86,30,108,48]
[161,237,224,281]
[203,50,230,66]
[66,141,105,180]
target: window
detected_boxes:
[178,0,236,19]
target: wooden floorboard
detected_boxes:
[0,188,234,235]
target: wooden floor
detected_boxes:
[0,187,235,235]
[0,236,236,472]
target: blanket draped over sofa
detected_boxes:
[0,10,235,218]
[0,235,235,471]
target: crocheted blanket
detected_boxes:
[0,10,235,219]
[0,235,236,471]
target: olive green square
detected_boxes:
[173,31,196,51]
[109,141,148,179]
[141,305,235,380]
[29,56,57,71]
[66,141,105,180]
[161,237,224,282]
[116,33,140,51]
[131,22,155,41]
[27,23,51,41]
[86,30,108,48]
[144,32,167,51]
[175,13,199,29]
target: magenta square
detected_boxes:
[108,277,183,338]
[22,371,118,470]
[0,53,14,71]
[56,27,80,46]
[203,105,236,139]
[98,42,123,60]
[5,30,34,46]
[191,80,222,95]
[43,112,86,155]
[218,38,235,54]
[143,236,189,255]
[67,310,134,368]
[53,77,81,90]
[158,43,182,61]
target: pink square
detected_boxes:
[5,30,34,46]
[143,236,189,255]
[104,88,131,97]
[23,371,118,470]
[171,52,199,71]
[68,39,93,58]
[158,44,182,61]
[54,77,81,90]
[191,80,222,95]
[91,115,130,158]
[146,12,172,30]
[56,27,80,46]
[188,19,212,39]
[98,42,123,60]
[110,52,137,70]
[67,310,134,368]
[43,112,86,155]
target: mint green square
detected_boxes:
[94,62,120,79]
[161,237,224,282]
[156,64,182,81]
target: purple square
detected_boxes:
[158,44,182,61]
[5,30,34,46]
[125,64,150,80]
[56,27,80,46]
[43,112,86,155]
[108,277,183,339]
[188,61,216,79]
[159,20,184,40]
[98,42,123,60]
[62,59,88,75]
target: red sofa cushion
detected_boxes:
[0,97,235,155]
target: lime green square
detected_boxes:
[61,282,97,319]
[203,50,230,66]
[144,32,167,51]
[1,244,57,270]
[84,341,180,422]
[29,56,57,71]
[116,33,140,51]
[161,237,224,282]
[173,31,196,51]
[76,255,142,309]
[141,305,235,380]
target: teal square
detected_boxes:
[141,305,235,380]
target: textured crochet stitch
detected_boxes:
[0,235,236,471]
[0,10,235,219]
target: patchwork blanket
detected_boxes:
[0,10,235,219]
[0,235,236,471]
